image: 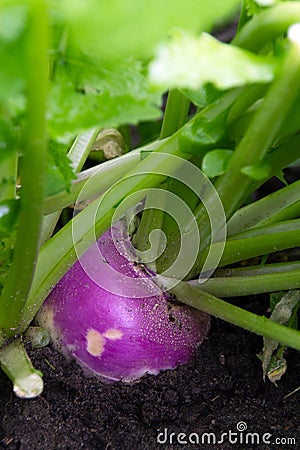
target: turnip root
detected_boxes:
[37,222,210,382]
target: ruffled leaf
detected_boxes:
[149,31,276,90]
[202,149,234,178]
[55,0,240,59]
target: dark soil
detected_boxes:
[0,314,299,450]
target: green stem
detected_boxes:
[0,338,43,398]
[172,282,300,351]
[242,133,300,201]
[197,268,300,297]
[227,83,267,124]
[208,219,300,268]
[214,43,300,221]
[270,131,300,161]
[236,0,249,33]
[43,143,160,215]
[156,88,243,275]
[0,0,48,335]
[39,213,61,247]
[158,133,300,279]
[68,128,101,172]
[132,187,168,271]
[160,89,190,139]
[215,260,300,277]
[40,128,100,245]
[229,89,300,142]
[231,133,300,200]
[184,41,300,279]
[134,90,190,257]
[227,180,300,235]
[233,2,300,51]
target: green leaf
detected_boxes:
[274,170,288,186]
[47,84,161,141]
[149,31,276,91]
[178,110,228,155]
[0,3,28,101]
[0,3,28,42]
[0,199,19,236]
[202,149,233,177]
[241,160,271,180]
[245,0,262,16]
[181,84,221,108]
[247,0,280,14]
[53,46,153,98]
[57,0,240,59]
[45,141,76,196]
[244,0,281,18]
[48,46,162,140]
[0,118,17,163]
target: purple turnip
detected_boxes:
[37,222,210,382]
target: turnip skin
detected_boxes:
[37,224,210,382]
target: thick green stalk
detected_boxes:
[134,90,190,258]
[160,89,190,139]
[43,144,159,215]
[68,128,101,172]
[229,91,300,142]
[40,128,100,245]
[172,282,300,351]
[159,132,300,278]
[215,260,300,278]
[227,83,267,124]
[132,187,168,271]
[213,43,300,221]
[155,88,243,275]
[0,112,88,399]
[0,338,43,398]
[227,180,300,235]
[184,42,300,279]
[199,219,300,269]
[0,0,48,335]
[233,2,300,51]
[236,0,250,33]
[242,133,300,201]
[198,268,300,297]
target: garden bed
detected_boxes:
[0,313,299,450]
